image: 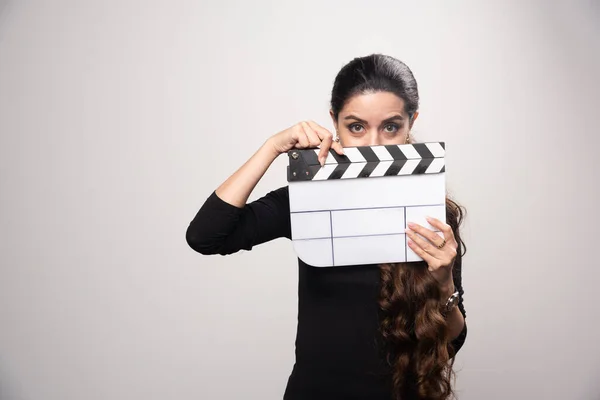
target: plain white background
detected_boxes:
[1,1,599,399]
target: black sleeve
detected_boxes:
[185,186,291,255]
[449,232,468,355]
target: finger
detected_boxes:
[406,228,442,258]
[407,238,437,266]
[406,222,446,249]
[308,121,345,156]
[331,140,345,156]
[425,217,458,246]
[425,217,452,236]
[306,121,332,167]
[409,227,458,268]
[293,124,310,149]
[301,122,322,147]
[301,122,328,167]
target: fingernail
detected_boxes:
[405,228,412,234]
[407,222,415,228]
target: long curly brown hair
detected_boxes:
[331,54,467,400]
[378,198,466,400]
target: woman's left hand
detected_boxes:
[405,217,457,294]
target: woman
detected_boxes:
[186,54,468,400]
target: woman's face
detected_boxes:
[331,91,417,147]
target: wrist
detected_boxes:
[262,137,282,160]
[439,281,455,298]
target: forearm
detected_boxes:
[440,281,465,341]
[215,138,280,208]
[446,303,465,341]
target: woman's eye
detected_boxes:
[384,124,399,133]
[349,124,364,133]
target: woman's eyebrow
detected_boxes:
[382,115,404,122]
[343,114,405,124]
[344,115,368,124]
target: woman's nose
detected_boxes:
[367,131,381,146]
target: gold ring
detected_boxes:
[437,239,447,249]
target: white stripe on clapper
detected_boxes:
[341,162,367,179]
[370,160,393,177]
[313,163,338,180]
[426,158,445,174]
[398,144,421,160]
[425,143,445,158]
[398,159,420,175]
[314,149,339,165]
[372,146,394,161]
[343,147,366,163]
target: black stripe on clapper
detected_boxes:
[357,146,380,162]
[318,149,350,179]
[358,162,379,178]
[440,165,445,173]
[413,158,434,174]
[303,149,320,166]
[385,145,408,160]
[412,143,434,159]
[357,146,380,177]
[328,163,350,179]
[384,159,407,176]
[329,149,349,164]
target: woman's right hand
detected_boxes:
[268,121,345,167]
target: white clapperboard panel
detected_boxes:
[287,142,446,267]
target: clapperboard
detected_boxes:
[286,142,446,267]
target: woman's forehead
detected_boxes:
[340,92,407,118]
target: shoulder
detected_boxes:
[248,185,290,216]
[261,185,289,205]
[271,185,289,197]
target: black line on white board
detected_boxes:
[290,203,446,214]
[292,229,442,241]
[404,207,407,262]
[293,232,407,241]
[329,211,335,266]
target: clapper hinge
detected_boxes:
[287,150,321,182]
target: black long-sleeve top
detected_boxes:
[186,186,467,400]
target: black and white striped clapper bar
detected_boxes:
[287,142,447,267]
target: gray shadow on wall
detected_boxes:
[0,0,14,42]
[0,358,26,400]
